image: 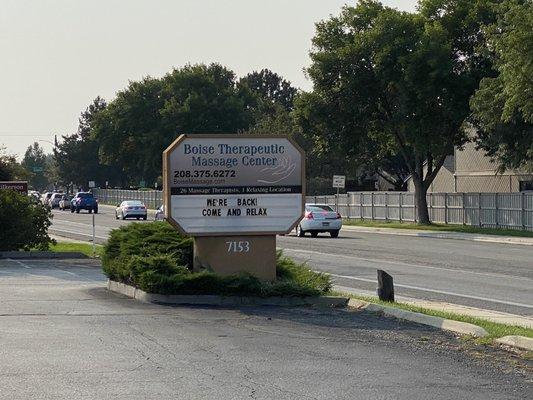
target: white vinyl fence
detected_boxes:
[93,189,533,231]
[93,189,163,210]
[307,192,533,231]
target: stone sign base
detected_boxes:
[193,235,276,281]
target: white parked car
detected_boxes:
[48,192,64,209]
[41,192,53,206]
[295,204,342,238]
[59,194,73,210]
[155,205,165,221]
[115,200,147,220]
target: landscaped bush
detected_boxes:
[0,190,54,251]
[102,222,193,282]
[102,222,332,297]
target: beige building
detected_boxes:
[407,141,533,193]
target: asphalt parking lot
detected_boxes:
[0,258,531,399]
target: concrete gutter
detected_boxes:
[495,336,533,352]
[347,298,489,338]
[0,251,87,259]
[107,280,349,308]
[108,280,489,338]
[342,225,533,246]
[335,285,533,329]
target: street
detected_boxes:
[0,257,530,399]
[50,206,533,317]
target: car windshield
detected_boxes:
[125,201,143,206]
[306,205,334,212]
[77,193,93,198]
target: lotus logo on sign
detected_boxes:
[163,134,305,236]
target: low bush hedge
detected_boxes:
[0,190,54,251]
[102,222,193,283]
[102,222,331,297]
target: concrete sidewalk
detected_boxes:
[342,225,533,246]
[336,285,533,329]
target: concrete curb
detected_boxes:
[495,336,533,351]
[347,298,489,337]
[338,285,533,329]
[107,280,349,308]
[108,281,490,338]
[342,225,533,246]
[0,251,88,259]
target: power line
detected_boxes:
[0,133,59,136]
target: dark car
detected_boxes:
[70,192,98,214]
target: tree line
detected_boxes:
[2,0,531,225]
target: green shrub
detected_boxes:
[131,260,328,297]
[276,251,331,293]
[102,222,332,297]
[0,190,54,251]
[102,222,193,282]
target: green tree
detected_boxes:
[55,97,120,189]
[301,0,496,223]
[0,189,54,251]
[0,146,28,181]
[239,69,298,112]
[470,0,533,170]
[21,142,49,190]
[93,64,257,185]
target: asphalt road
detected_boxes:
[0,258,530,399]
[49,206,533,316]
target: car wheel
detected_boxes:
[115,212,119,220]
[330,230,340,238]
[88,209,92,214]
[70,207,75,213]
[310,231,319,237]
[296,225,305,237]
[94,207,98,214]
[121,212,126,220]
[76,207,80,214]
[136,217,140,220]
[143,216,147,221]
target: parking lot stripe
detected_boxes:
[7,259,31,269]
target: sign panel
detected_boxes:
[88,181,96,188]
[163,134,305,236]
[0,181,28,194]
[332,175,346,188]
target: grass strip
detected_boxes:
[343,219,533,238]
[50,242,104,258]
[332,291,533,343]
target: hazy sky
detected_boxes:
[0,0,417,157]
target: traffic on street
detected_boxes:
[50,205,533,317]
